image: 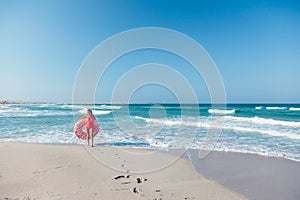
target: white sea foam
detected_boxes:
[135,115,300,129]
[289,107,300,111]
[0,106,71,117]
[79,109,111,115]
[266,106,287,110]
[195,120,300,140]
[99,105,122,110]
[255,106,262,110]
[134,116,182,126]
[93,110,112,115]
[57,104,77,109]
[135,115,300,140]
[211,147,300,162]
[147,138,170,149]
[222,125,300,140]
[2,133,81,145]
[224,116,300,128]
[208,109,235,115]
[0,106,27,113]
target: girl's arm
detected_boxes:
[80,114,87,120]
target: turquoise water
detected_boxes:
[0,103,300,161]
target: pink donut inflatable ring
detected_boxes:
[74,118,100,140]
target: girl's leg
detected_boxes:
[86,128,90,146]
[90,129,94,147]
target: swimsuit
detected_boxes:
[86,117,94,130]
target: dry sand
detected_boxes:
[0,142,246,200]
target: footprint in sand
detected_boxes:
[133,187,140,194]
[114,175,125,180]
[114,174,150,196]
[114,175,130,180]
[137,177,148,184]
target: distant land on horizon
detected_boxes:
[1,100,299,105]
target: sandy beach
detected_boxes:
[0,142,245,200]
[184,150,300,200]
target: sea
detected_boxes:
[0,103,299,162]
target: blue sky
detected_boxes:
[0,0,299,103]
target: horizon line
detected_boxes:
[1,100,299,105]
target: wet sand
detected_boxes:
[183,149,300,200]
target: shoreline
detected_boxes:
[0,142,246,200]
[4,141,300,163]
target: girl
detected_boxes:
[81,109,96,147]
